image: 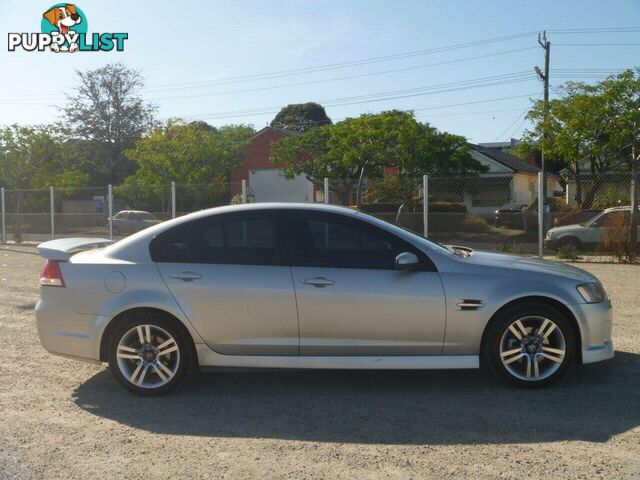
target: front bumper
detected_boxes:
[544,238,558,251]
[571,299,614,364]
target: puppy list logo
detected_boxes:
[8,4,128,53]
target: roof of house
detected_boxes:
[470,144,540,174]
[247,126,299,142]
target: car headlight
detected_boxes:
[545,230,555,240]
[576,282,606,304]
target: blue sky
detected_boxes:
[1,0,638,142]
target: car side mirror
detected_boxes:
[395,252,419,271]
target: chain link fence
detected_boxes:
[1,172,637,263]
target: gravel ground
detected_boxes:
[0,246,639,479]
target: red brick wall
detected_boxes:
[230,128,289,193]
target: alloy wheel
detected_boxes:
[116,324,181,389]
[499,316,566,381]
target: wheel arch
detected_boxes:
[99,307,198,364]
[480,295,582,362]
[557,235,583,249]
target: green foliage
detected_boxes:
[592,187,630,209]
[0,124,89,191]
[557,244,581,261]
[271,110,485,206]
[523,68,640,209]
[120,119,254,211]
[124,119,254,185]
[270,103,332,132]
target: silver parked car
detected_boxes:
[110,210,162,236]
[36,204,613,395]
[545,206,640,251]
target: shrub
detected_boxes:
[496,238,522,254]
[462,215,489,233]
[601,212,636,263]
[557,244,581,261]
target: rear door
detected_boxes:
[277,210,446,356]
[153,211,299,355]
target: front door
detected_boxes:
[153,211,299,355]
[277,210,446,356]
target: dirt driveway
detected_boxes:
[0,246,639,479]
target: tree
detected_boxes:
[599,68,640,257]
[122,119,254,211]
[271,110,484,206]
[63,63,157,185]
[525,85,620,208]
[0,124,88,190]
[270,102,332,132]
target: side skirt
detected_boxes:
[196,345,479,370]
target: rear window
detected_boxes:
[149,211,278,265]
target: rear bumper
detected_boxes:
[35,292,101,363]
[571,300,614,364]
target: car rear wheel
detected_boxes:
[483,304,575,388]
[107,312,193,395]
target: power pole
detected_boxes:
[535,31,550,254]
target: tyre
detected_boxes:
[107,311,193,395]
[558,236,582,252]
[482,303,576,388]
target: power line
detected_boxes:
[145,32,539,92]
[147,47,538,102]
[184,72,537,120]
[555,43,640,46]
[494,108,529,142]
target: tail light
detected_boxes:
[40,260,65,287]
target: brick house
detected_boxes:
[230,126,316,202]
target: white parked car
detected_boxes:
[545,206,639,251]
[111,210,162,236]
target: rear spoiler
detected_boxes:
[37,238,114,261]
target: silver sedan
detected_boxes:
[36,203,614,395]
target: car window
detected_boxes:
[277,210,431,270]
[150,212,278,265]
[191,212,277,265]
[137,212,155,220]
[149,223,190,263]
[592,211,629,228]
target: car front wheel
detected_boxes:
[107,312,192,395]
[483,304,575,387]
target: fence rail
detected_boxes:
[1,173,637,263]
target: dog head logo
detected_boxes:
[43,4,82,35]
[41,3,87,52]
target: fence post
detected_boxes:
[241,179,247,204]
[108,184,113,240]
[49,186,55,240]
[1,187,5,245]
[422,175,429,238]
[324,178,329,204]
[538,172,543,258]
[171,181,176,219]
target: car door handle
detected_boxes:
[302,277,334,287]
[170,271,203,281]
